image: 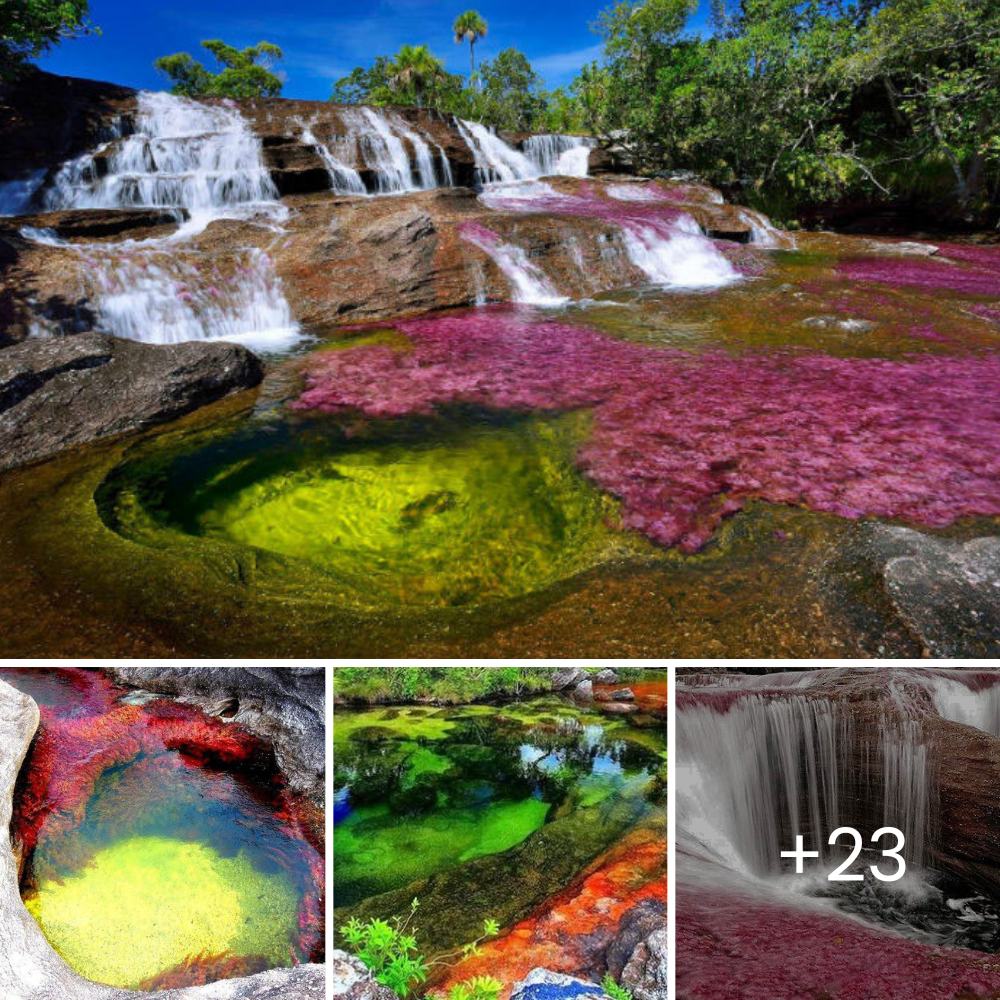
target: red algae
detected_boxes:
[10,668,325,979]
[435,826,668,1000]
[838,253,1000,296]
[294,310,1000,552]
[678,887,1000,1000]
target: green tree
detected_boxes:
[0,0,93,78]
[388,44,446,108]
[331,56,393,104]
[473,47,545,130]
[154,39,284,98]
[453,9,488,83]
[842,0,1000,214]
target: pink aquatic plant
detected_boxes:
[295,309,1000,551]
[838,251,1000,296]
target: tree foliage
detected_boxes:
[154,39,284,98]
[573,0,1000,222]
[453,9,488,80]
[0,0,93,78]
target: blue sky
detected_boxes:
[37,0,631,100]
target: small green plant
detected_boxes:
[602,974,633,1000]
[445,975,504,1000]
[341,900,428,998]
[340,900,501,999]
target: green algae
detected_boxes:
[333,697,666,934]
[101,409,650,610]
[24,836,299,989]
[334,798,552,902]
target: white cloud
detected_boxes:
[532,43,603,81]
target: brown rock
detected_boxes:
[0,333,263,471]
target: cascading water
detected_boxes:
[737,207,792,248]
[385,112,442,189]
[339,107,417,194]
[299,123,366,196]
[0,169,46,216]
[44,92,282,230]
[25,91,300,350]
[458,223,567,306]
[479,180,737,293]
[456,119,538,184]
[677,695,851,877]
[522,135,595,178]
[924,673,1000,736]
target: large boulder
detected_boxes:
[865,525,1000,656]
[605,900,667,980]
[0,333,263,472]
[551,667,588,691]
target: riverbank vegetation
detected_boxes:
[332,667,645,704]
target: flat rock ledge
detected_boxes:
[0,677,325,1000]
[0,333,263,473]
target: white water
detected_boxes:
[457,122,595,184]
[44,92,282,230]
[522,134,595,177]
[924,674,1000,736]
[677,691,933,879]
[385,112,440,189]
[300,123,366,195]
[456,119,537,184]
[459,225,567,306]
[478,179,737,295]
[606,183,667,203]
[621,214,737,289]
[29,91,299,350]
[738,207,791,248]
[0,170,46,216]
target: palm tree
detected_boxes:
[452,10,488,85]
[389,44,446,108]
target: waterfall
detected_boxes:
[480,181,737,292]
[27,91,299,351]
[300,123,366,196]
[339,107,418,194]
[456,119,537,184]
[737,207,791,248]
[43,92,282,231]
[677,692,934,879]
[925,674,1000,736]
[522,135,595,177]
[459,223,566,306]
[619,214,737,288]
[385,113,440,189]
[0,170,46,216]
[677,696,849,877]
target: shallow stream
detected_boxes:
[332,690,667,956]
